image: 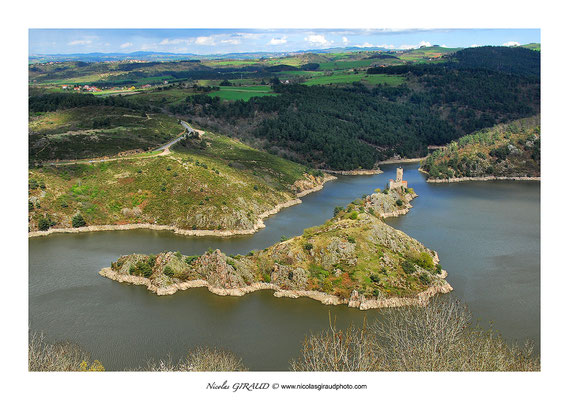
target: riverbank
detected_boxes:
[424,174,541,183]
[320,168,383,176]
[377,157,426,165]
[29,175,337,238]
[98,266,452,310]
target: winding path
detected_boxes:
[43,121,201,166]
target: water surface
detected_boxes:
[29,163,540,370]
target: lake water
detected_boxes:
[29,163,540,370]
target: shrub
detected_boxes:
[370,274,380,283]
[72,214,86,228]
[38,216,52,231]
[185,255,199,265]
[280,235,289,242]
[333,206,344,216]
[304,243,313,251]
[395,199,403,207]
[288,271,294,280]
[262,272,271,283]
[163,266,174,277]
[349,211,358,220]
[415,252,435,272]
[418,273,431,285]
[347,236,356,244]
[401,260,416,274]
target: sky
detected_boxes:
[29,29,540,55]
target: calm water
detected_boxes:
[29,163,540,370]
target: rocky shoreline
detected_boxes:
[377,157,426,165]
[320,169,383,176]
[98,267,452,310]
[29,175,337,238]
[424,174,541,183]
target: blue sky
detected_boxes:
[29,29,540,55]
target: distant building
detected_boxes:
[389,167,408,190]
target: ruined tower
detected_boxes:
[389,167,408,190]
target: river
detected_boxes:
[29,163,540,370]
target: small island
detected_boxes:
[420,116,540,182]
[100,178,452,310]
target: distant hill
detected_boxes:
[451,46,540,76]
[522,43,541,51]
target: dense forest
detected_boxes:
[170,84,460,169]
[29,92,149,113]
[169,47,539,170]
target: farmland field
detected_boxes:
[207,85,276,101]
[303,73,406,86]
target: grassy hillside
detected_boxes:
[420,116,540,180]
[102,186,451,303]
[29,106,182,162]
[28,131,325,233]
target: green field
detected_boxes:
[208,85,277,101]
[303,73,405,86]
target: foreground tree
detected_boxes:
[145,346,247,372]
[291,298,539,372]
[28,332,104,371]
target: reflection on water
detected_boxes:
[29,163,540,370]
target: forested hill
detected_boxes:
[420,116,540,180]
[369,46,541,77]
[172,71,539,170]
[170,84,458,170]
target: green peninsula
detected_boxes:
[100,184,452,309]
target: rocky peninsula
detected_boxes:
[100,184,452,309]
[420,116,540,182]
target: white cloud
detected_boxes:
[68,40,92,46]
[399,41,432,50]
[304,34,333,46]
[469,44,482,47]
[159,38,194,45]
[269,37,287,45]
[221,39,241,45]
[120,42,133,49]
[502,41,520,47]
[441,44,449,48]
[355,42,375,48]
[342,36,349,45]
[195,36,216,46]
